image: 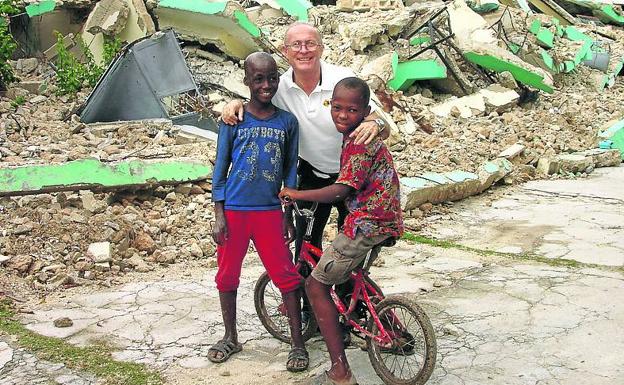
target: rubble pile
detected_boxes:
[1,0,623,291]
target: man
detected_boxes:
[222,22,390,256]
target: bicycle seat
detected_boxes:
[377,237,397,248]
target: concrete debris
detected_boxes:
[155,0,262,60]
[337,0,405,12]
[430,85,519,118]
[400,158,513,210]
[82,0,156,65]
[0,158,212,197]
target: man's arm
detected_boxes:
[221,99,245,125]
[350,111,390,145]
[279,184,353,204]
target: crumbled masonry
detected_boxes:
[0,0,622,288]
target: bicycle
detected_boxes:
[254,200,437,385]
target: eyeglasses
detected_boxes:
[284,40,321,51]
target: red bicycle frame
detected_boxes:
[295,214,402,346]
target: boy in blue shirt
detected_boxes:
[210,52,308,372]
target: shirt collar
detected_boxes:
[283,61,334,92]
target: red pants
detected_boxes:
[215,209,301,294]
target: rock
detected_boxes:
[175,183,193,195]
[16,58,38,74]
[127,253,152,272]
[12,224,33,235]
[156,250,177,264]
[536,157,560,175]
[87,242,112,263]
[190,242,203,258]
[165,192,177,202]
[6,255,33,274]
[133,231,156,253]
[81,191,108,213]
[53,317,74,328]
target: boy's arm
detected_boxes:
[212,122,233,203]
[279,183,353,204]
[212,201,228,245]
[212,122,233,245]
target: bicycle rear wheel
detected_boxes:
[366,295,436,385]
[253,271,318,343]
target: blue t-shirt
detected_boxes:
[212,108,299,210]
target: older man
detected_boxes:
[222,22,390,261]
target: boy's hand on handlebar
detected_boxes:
[279,187,297,204]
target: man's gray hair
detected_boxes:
[284,22,322,45]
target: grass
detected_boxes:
[0,300,163,385]
[401,231,606,270]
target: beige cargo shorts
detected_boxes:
[311,232,390,285]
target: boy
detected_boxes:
[279,77,403,385]
[210,52,309,372]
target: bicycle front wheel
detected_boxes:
[366,295,436,385]
[253,271,318,343]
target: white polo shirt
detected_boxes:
[272,61,369,175]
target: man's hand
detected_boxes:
[282,209,296,245]
[279,187,298,204]
[221,99,245,125]
[212,203,228,245]
[350,119,381,145]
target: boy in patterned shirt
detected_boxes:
[210,52,308,372]
[279,77,403,385]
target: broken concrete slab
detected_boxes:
[478,158,513,192]
[556,153,593,174]
[527,0,576,25]
[562,0,624,26]
[336,0,405,12]
[82,0,156,65]
[254,0,312,21]
[498,143,525,159]
[84,0,130,36]
[464,51,554,93]
[447,0,554,93]
[0,158,212,197]
[387,52,447,91]
[577,148,621,168]
[400,159,513,210]
[430,84,519,118]
[25,0,56,17]
[599,118,624,160]
[79,30,217,132]
[155,0,261,60]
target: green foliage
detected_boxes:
[53,32,122,96]
[0,0,19,89]
[10,94,25,108]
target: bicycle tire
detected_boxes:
[253,271,318,343]
[366,295,436,385]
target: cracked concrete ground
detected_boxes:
[1,166,623,385]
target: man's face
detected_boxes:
[244,60,279,104]
[282,25,323,74]
[330,87,370,135]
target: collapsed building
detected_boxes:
[0,0,622,289]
